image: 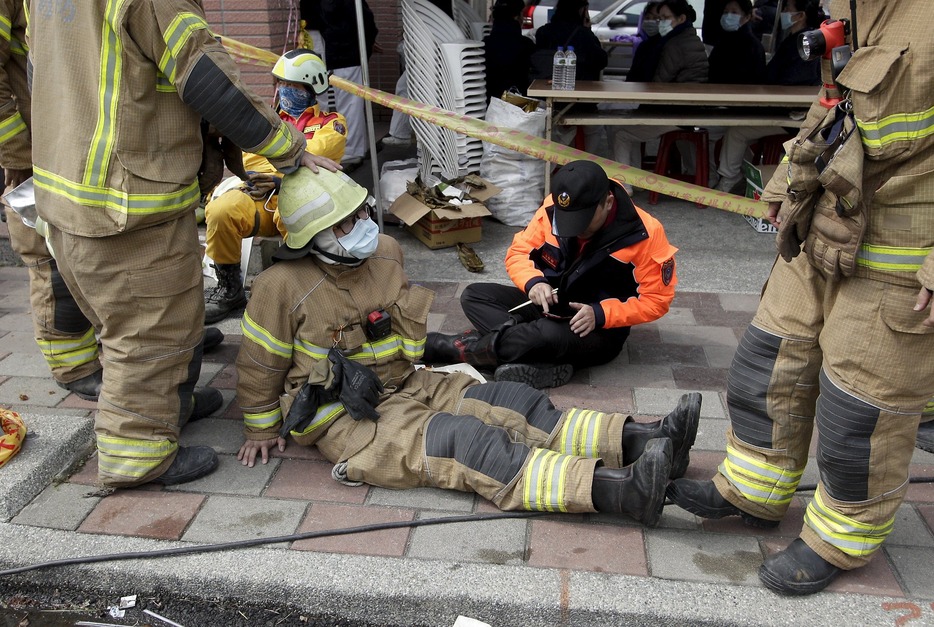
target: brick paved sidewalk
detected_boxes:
[2,265,933,611]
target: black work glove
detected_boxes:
[327,347,384,422]
[280,383,334,437]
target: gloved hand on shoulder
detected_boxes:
[327,347,384,422]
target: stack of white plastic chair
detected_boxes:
[452,0,491,41]
[402,0,487,181]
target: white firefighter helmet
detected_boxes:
[272,49,330,95]
[277,169,368,251]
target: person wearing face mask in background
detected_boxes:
[236,167,703,531]
[708,0,765,85]
[626,2,664,83]
[202,49,348,324]
[712,0,822,193]
[608,0,708,190]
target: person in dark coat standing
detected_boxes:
[484,0,536,101]
[301,0,379,172]
[707,0,766,85]
[626,2,663,83]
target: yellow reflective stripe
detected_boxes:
[241,312,292,358]
[804,490,893,557]
[85,0,125,188]
[34,166,199,215]
[0,14,10,40]
[856,244,932,272]
[290,401,344,437]
[9,37,26,55]
[158,13,208,83]
[857,105,934,150]
[97,436,178,479]
[244,407,282,430]
[719,444,801,506]
[0,111,27,144]
[923,398,934,418]
[558,408,603,458]
[256,122,296,159]
[294,334,425,361]
[156,72,176,93]
[523,449,570,513]
[37,328,99,368]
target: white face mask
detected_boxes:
[720,13,742,32]
[658,18,674,37]
[642,19,659,36]
[338,217,380,260]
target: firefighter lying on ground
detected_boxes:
[203,48,348,324]
[235,168,702,527]
[424,160,678,390]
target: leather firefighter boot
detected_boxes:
[591,437,672,527]
[423,330,480,364]
[185,387,223,425]
[204,263,247,324]
[59,369,103,402]
[424,330,500,370]
[203,327,224,353]
[916,420,934,453]
[150,445,219,486]
[666,478,779,528]
[622,392,701,478]
[758,538,842,595]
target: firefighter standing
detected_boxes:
[424,160,678,390]
[203,49,348,323]
[0,0,102,400]
[25,0,337,487]
[235,169,702,526]
[668,0,934,595]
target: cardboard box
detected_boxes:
[742,161,780,234]
[389,179,501,249]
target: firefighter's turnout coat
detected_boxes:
[716,0,934,570]
[237,236,637,512]
[25,0,308,486]
[0,0,100,385]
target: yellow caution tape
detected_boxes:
[0,409,26,469]
[220,36,770,219]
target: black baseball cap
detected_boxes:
[550,160,609,238]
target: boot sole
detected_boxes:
[637,438,672,528]
[667,392,701,479]
[494,363,573,389]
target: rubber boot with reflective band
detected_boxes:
[590,438,671,527]
[623,392,701,478]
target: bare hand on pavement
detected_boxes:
[238,436,286,467]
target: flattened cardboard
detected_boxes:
[389,178,501,249]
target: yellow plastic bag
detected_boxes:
[0,409,27,469]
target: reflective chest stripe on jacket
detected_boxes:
[293,334,426,361]
[36,4,201,214]
[857,105,934,150]
[855,244,933,272]
[0,15,27,144]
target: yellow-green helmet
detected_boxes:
[277,168,368,251]
[272,49,329,95]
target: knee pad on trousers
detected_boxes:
[425,413,528,485]
[50,263,92,334]
[728,325,783,448]
[463,381,563,434]
[815,369,879,502]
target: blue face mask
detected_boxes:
[642,19,659,36]
[780,11,797,31]
[658,19,674,37]
[720,13,742,32]
[338,216,380,260]
[277,85,315,117]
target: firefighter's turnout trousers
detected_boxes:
[3,206,100,384]
[46,213,204,487]
[314,370,628,513]
[204,189,285,265]
[713,254,934,570]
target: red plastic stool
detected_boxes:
[648,130,709,207]
[574,125,586,150]
[750,133,793,165]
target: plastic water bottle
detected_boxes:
[552,46,566,90]
[564,46,577,91]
